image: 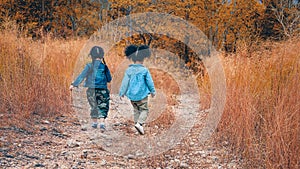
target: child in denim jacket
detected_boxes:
[70,46,112,130]
[119,45,156,135]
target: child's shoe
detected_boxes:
[134,123,144,135]
[100,123,106,130]
[91,122,98,128]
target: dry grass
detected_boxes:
[215,39,300,169]
[0,27,85,129]
[0,24,299,168]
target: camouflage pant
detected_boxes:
[86,88,110,119]
[131,97,149,125]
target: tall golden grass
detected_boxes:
[216,39,300,169]
[0,26,85,128]
[0,24,298,168]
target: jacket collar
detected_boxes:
[129,64,144,67]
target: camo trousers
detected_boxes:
[86,88,110,119]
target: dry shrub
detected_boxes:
[216,39,300,169]
[0,26,85,129]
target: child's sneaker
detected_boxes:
[91,122,98,128]
[99,123,106,130]
[134,123,144,135]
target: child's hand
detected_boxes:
[69,85,74,91]
[120,95,124,100]
[151,93,155,98]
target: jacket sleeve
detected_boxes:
[71,64,90,87]
[119,71,130,97]
[145,69,156,94]
[105,65,112,83]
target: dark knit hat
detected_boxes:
[90,46,104,59]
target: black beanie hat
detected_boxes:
[90,46,104,59]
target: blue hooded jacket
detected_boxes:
[72,60,112,88]
[119,64,156,101]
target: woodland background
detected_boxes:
[0,0,299,168]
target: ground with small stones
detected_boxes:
[0,92,243,168]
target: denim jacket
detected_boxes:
[71,60,112,88]
[119,64,156,101]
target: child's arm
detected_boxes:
[70,64,91,90]
[145,69,156,97]
[119,71,130,97]
[105,65,112,83]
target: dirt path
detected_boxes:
[0,92,242,168]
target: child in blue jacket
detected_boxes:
[119,45,156,135]
[70,46,112,130]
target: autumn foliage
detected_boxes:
[0,0,299,49]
